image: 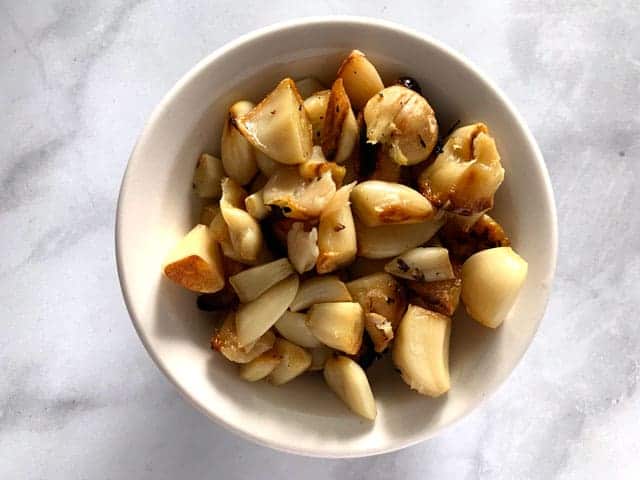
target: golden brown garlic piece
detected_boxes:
[221,101,258,185]
[418,123,504,215]
[321,78,359,164]
[439,213,510,261]
[364,85,438,166]
[336,49,385,111]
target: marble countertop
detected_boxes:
[2,1,639,478]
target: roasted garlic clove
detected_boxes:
[221,101,258,185]
[346,272,406,330]
[229,258,294,303]
[384,247,454,282]
[350,180,435,227]
[289,275,352,312]
[406,277,462,317]
[364,312,394,353]
[317,183,357,273]
[321,78,359,164]
[355,215,445,259]
[439,213,511,261]
[418,123,504,215]
[336,49,384,111]
[364,85,438,166]
[275,311,322,348]
[211,313,276,364]
[235,78,313,165]
[236,274,299,347]
[286,222,318,274]
[268,338,312,385]
[193,153,224,199]
[220,178,264,262]
[244,189,271,221]
[461,247,527,328]
[306,302,364,354]
[392,305,451,397]
[323,355,377,420]
[239,349,282,381]
[163,224,225,293]
[263,166,336,219]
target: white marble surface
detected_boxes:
[1,1,639,478]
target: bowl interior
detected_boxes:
[117,18,556,457]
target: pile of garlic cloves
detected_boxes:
[162,49,528,421]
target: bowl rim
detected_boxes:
[115,15,558,458]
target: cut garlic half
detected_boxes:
[356,215,445,259]
[239,349,281,381]
[317,182,357,273]
[324,356,377,420]
[461,247,527,328]
[229,258,294,303]
[211,313,276,364]
[289,275,352,312]
[275,311,321,348]
[351,180,435,227]
[221,101,258,185]
[336,49,384,111]
[268,338,312,385]
[220,178,264,262]
[392,305,451,396]
[321,78,358,164]
[236,274,299,347]
[307,302,363,354]
[286,222,319,274]
[384,247,454,282]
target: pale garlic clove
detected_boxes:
[355,215,445,259]
[275,311,322,348]
[384,247,455,282]
[418,123,504,215]
[199,204,220,228]
[236,274,299,347]
[306,302,363,354]
[263,166,336,220]
[244,189,271,221]
[209,211,244,263]
[286,222,318,274]
[336,49,384,111]
[235,78,313,165]
[351,180,435,227]
[323,355,377,420]
[211,313,276,364]
[309,345,333,371]
[163,224,225,293]
[392,305,451,397]
[268,337,312,385]
[289,275,352,312]
[461,247,528,328]
[364,85,438,166]
[295,77,326,99]
[317,182,357,274]
[220,178,264,262]
[321,78,359,164]
[364,312,394,353]
[193,153,224,199]
[239,348,281,381]
[298,146,346,186]
[346,272,406,331]
[221,101,258,185]
[303,89,330,145]
[229,258,294,303]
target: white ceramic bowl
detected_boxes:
[116,17,557,457]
